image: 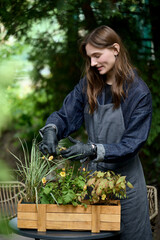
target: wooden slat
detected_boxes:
[46,221,91,230]
[91,205,100,233]
[46,204,91,213]
[108,200,119,205]
[17,219,37,229]
[47,213,91,222]
[37,204,46,232]
[18,212,37,220]
[100,214,120,222]
[100,222,120,231]
[100,205,120,214]
[18,204,37,212]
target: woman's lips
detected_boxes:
[97,66,103,71]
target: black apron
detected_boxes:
[83,101,152,240]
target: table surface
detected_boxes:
[9,218,123,240]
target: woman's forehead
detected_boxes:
[85,43,105,56]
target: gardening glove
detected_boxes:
[61,136,97,161]
[39,127,58,155]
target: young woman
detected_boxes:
[39,26,152,240]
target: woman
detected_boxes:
[39,26,152,240]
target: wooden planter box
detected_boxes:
[17,200,121,233]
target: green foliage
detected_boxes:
[0,60,19,134]
[81,171,133,204]
[0,37,33,137]
[0,159,13,181]
[39,165,88,206]
[7,83,51,141]
[40,167,133,206]
[10,138,66,203]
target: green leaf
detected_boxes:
[97,171,105,178]
[96,186,102,196]
[116,176,126,184]
[57,197,63,204]
[120,182,126,190]
[99,179,108,189]
[72,201,78,207]
[106,171,111,178]
[62,190,76,204]
[129,5,136,12]
[109,180,114,189]
[74,178,85,189]
[40,195,50,204]
[87,178,96,186]
[44,186,52,195]
[127,181,134,189]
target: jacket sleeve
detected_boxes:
[94,90,152,163]
[40,77,87,140]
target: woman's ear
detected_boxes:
[113,43,120,56]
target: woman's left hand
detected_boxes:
[61,136,97,161]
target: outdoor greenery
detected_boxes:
[0,0,160,187]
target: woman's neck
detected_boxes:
[106,71,115,85]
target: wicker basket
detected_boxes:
[147,185,158,220]
[0,181,26,220]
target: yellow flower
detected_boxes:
[48,155,54,161]
[60,171,66,177]
[59,147,67,151]
[83,168,86,171]
[62,168,65,171]
[101,194,106,201]
[42,177,47,185]
[83,185,87,191]
[42,156,45,159]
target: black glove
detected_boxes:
[39,127,58,155]
[61,136,97,161]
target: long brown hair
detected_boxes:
[80,25,134,114]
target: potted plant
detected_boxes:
[11,138,133,233]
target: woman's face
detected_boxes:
[85,43,119,75]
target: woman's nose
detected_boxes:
[91,58,97,67]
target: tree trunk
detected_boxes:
[81,0,97,31]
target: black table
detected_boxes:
[9,218,123,240]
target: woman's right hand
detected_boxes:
[39,127,58,155]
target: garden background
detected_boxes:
[0,0,160,238]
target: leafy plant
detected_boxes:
[39,166,134,206]
[39,165,89,207]
[80,170,133,205]
[10,138,66,203]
